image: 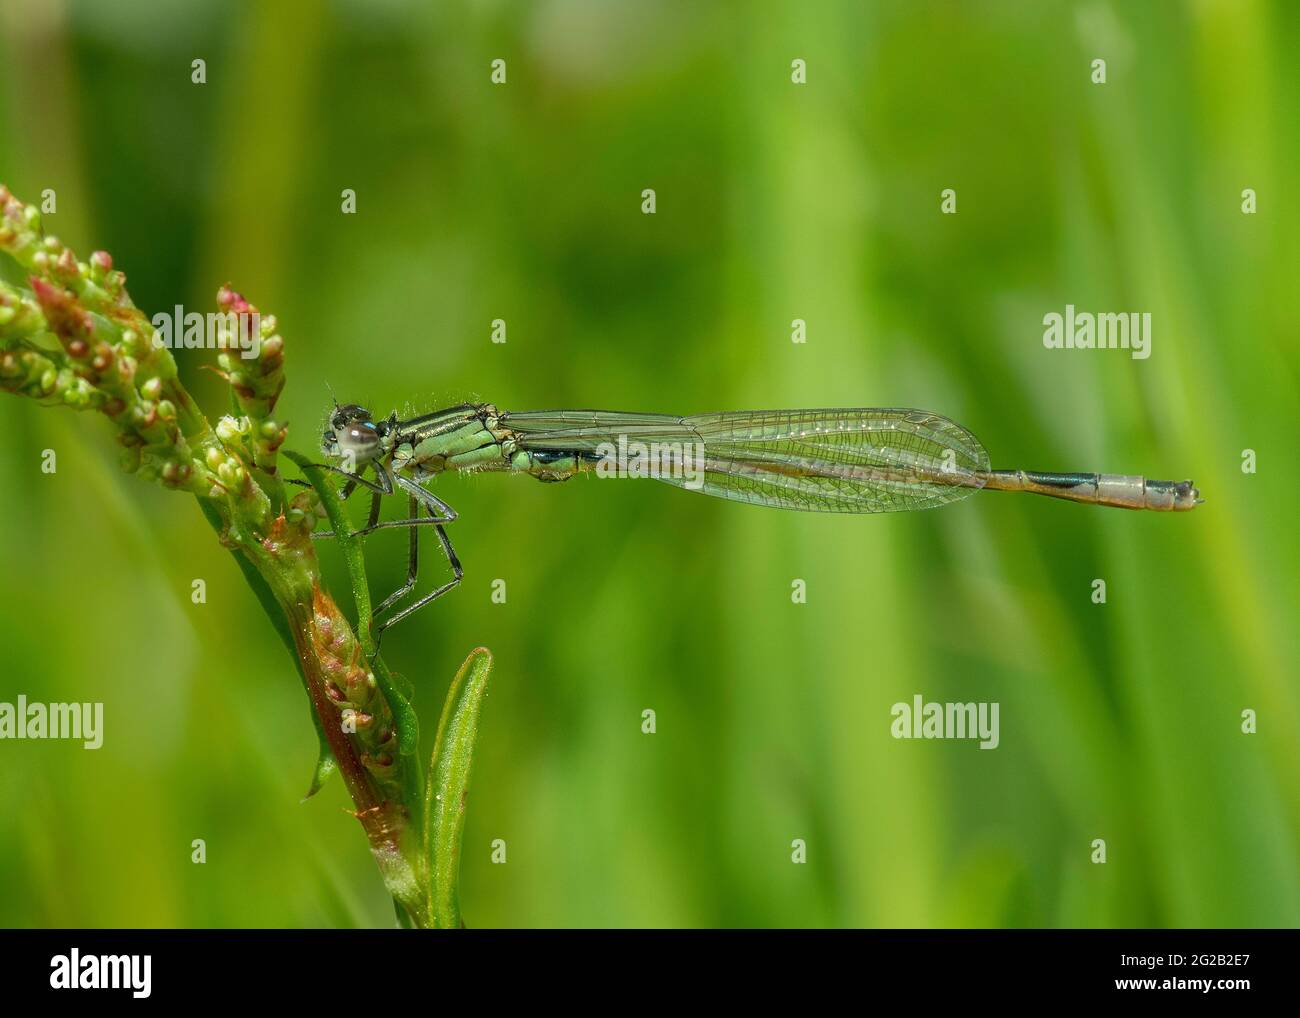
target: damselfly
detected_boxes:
[307,402,1202,646]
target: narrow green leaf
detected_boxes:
[302,721,339,798]
[371,657,420,758]
[425,647,493,929]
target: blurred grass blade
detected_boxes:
[425,647,493,929]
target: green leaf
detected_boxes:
[197,496,337,797]
[372,657,420,757]
[425,647,493,929]
[303,715,338,800]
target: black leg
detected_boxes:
[312,463,394,540]
[369,476,464,652]
[373,521,462,652]
[374,493,421,617]
[289,475,359,496]
[358,473,458,533]
[296,460,464,652]
[310,460,393,496]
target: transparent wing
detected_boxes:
[501,408,990,514]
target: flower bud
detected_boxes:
[215,415,243,443]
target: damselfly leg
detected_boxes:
[367,477,463,649]
[373,492,421,619]
[302,460,463,649]
[300,461,393,539]
[373,521,462,649]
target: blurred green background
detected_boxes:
[0,0,1297,928]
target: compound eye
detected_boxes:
[342,425,379,454]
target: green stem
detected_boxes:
[284,450,429,924]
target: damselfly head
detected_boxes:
[322,403,386,464]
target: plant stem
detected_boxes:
[1,183,487,929]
